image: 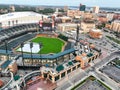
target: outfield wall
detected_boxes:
[36,34,58,38]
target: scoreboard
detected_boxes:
[39,21,54,31]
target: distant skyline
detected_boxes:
[0,0,119,8]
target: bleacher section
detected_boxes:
[0,33,36,50]
[0,23,39,50]
[0,23,39,43]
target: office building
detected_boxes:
[89,29,103,39]
[81,19,95,33]
[107,13,114,21]
[57,23,77,32]
[9,5,15,12]
[84,12,94,19]
[64,6,68,12]
[113,14,120,20]
[79,3,86,11]
[110,20,120,32]
[67,10,84,18]
[93,6,99,13]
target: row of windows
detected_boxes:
[88,54,98,63]
[52,64,80,81]
[23,54,73,64]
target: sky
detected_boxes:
[0,0,119,8]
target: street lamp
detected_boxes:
[30,42,33,65]
[20,42,24,66]
[39,42,43,66]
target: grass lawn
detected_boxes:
[106,36,120,44]
[32,37,65,54]
[113,59,120,66]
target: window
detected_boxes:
[77,64,80,68]
[73,66,76,71]
[61,72,65,78]
[67,69,71,74]
[49,75,52,80]
[55,75,59,81]
[43,74,47,78]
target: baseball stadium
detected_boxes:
[0,11,101,90]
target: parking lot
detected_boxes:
[100,64,120,83]
[76,79,108,90]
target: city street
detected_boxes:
[55,51,120,90]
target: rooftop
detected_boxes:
[0,60,12,69]
[91,29,102,32]
[114,20,120,23]
[58,23,77,27]
[87,53,93,57]
[23,48,76,60]
[0,49,12,55]
[0,11,48,22]
[56,65,64,72]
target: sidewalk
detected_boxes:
[55,68,87,90]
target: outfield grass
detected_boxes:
[32,37,65,54]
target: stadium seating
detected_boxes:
[0,23,39,50]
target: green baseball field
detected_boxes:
[32,37,65,54]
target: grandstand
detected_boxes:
[0,23,39,50]
[0,21,75,68]
[0,33,36,50]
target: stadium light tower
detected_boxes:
[20,42,24,66]
[75,20,80,46]
[5,40,9,60]
[42,16,43,21]
[76,24,79,44]
[30,42,33,65]
[39,42,43,66]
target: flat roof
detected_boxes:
[56,65,64,72]
[0,49,12,55]
[0,11,48,22]
[58,23,77,27]
[91,29,102,32]
[23,48,76,60]
[87,53,93,57]
[0,60,12,69]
